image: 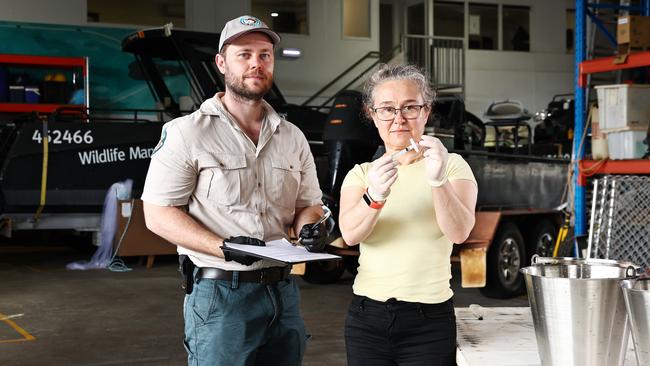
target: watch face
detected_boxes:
[363,190,384,209]
[363,191,372,206]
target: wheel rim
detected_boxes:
[536,233,553,257]
[498,237,521,286]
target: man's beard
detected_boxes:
[224,69,272,101]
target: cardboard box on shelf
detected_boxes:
[617,15,650,47]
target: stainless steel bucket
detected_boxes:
[621,278,650,366]
[520,257,638,366]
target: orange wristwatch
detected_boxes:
[363,188,385,209]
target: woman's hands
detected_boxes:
[367,155,398,201]
[368,135,448,201]
[419,135,449,187]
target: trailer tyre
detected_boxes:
[302,260,345,284]
[529,220,557,259]
[480,223,525,299]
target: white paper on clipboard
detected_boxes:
[223,238,341,264]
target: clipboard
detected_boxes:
[222,238,341,265]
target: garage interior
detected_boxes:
[1,1,650,365]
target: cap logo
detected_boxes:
[239,16,261,27]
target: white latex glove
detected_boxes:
[419,135,449,187]
[367,154,398,201]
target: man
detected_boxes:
[142,15,328,366]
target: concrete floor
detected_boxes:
[0,234,528,366]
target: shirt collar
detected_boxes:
[199,92,283,131]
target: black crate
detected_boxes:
[42,81,71,104]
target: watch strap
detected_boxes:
[363,188,385,209]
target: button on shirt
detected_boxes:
[141,93,322,270]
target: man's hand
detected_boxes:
[367,155,398,201]
[221,236,265,265]
[299,222,329,252]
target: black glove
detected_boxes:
[221,236,265,266]
[299,222,329,252]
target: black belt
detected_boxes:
[198,266,291,285]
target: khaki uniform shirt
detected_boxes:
[141,93,322,270]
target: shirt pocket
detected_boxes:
[197,153,247,206]
[266,158,301,209]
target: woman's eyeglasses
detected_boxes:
[371,104,426,121]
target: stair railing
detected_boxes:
[301,45,401,108]
[402,34,465,97]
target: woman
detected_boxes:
[339,63,478,365]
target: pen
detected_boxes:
[293,206,332,246]
[311,209,331,229]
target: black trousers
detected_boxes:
[344,295,456,366]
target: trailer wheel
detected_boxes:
[529,220,557,259]
[480,223,525,298]
[302,260,345,284]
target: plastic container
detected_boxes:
[24,86,40,103]
[596,84,650,131]
[620,278,650,366]
[592,138,609,159]
[42,81,69,104]
[591,105,609,159]
[520,257,639,366]
[9,85,24,102]
[606,128,648,159]
[0,66,8,102]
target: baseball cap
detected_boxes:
[218,15,281,52]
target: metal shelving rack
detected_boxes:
[573,0,650,237]
[0,54,89,114]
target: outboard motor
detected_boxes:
[322,90,381,209]
[430,94,484,150]
[533,94,574,155]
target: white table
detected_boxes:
[455,307,637,366]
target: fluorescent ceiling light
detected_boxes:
[281,48,302,58]
[271,12,279,17]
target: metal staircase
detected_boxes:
[301,45,401,108]
[402,34,465,97]
[301,33,465,109]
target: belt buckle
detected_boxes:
[261,268,284,285]
[259,269,271,285]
